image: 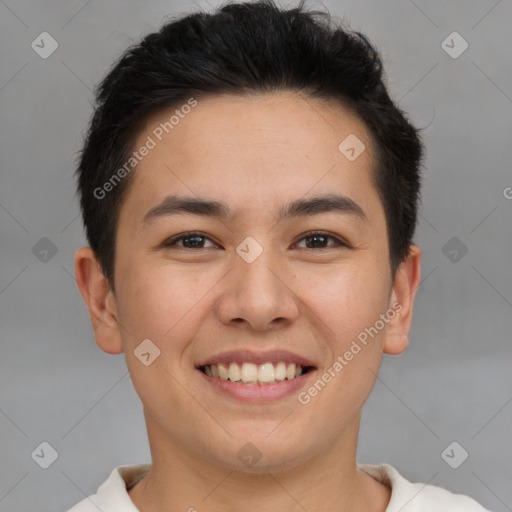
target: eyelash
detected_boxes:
[163,231,350,250]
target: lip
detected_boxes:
[196,349,317,368]
[197,367,317,403]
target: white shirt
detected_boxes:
[67,463,492,511]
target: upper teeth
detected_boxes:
[202,362,304,385]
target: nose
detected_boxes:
[214,244,300,332]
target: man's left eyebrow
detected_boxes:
[278,194,368,222]
[142,193,368,225]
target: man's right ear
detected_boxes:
[74,247,123,354]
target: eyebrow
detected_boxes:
[142,193,368,225]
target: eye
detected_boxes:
[163,230,350,250]
[294,231,349,250]
[163,231,218,249]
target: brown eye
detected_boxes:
[295,231,348,249]
[164,232,217,249]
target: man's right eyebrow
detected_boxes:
[143,196,231,225]
[142,193,368,225]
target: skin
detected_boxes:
[75,92,421,512]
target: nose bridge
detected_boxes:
[234,236,285,301]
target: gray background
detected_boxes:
[1,0,511,511]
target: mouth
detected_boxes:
[195,349,318,401]
[198,361,316,386]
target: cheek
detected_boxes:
[116,263,211,347]
[115,266,201,407]
[297,260,389,346]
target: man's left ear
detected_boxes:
[383,244,422,355]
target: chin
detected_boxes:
[211,434,318,474]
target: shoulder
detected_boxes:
[65,464,151,512]
[358,462,492,512]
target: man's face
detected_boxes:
[107,92,404,471]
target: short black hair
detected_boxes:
[75,0,424,291]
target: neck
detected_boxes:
[128,412,390,512]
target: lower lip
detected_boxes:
[197,369,316,402]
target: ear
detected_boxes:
[74,246,123,355]
[383,244,422,355]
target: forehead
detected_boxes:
[120,92,383,229]
[138,92,370,159]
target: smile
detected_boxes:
[199,361,315,385]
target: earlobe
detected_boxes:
[383,244,422,356]
[383,332,409,355]
[74,247,124,355]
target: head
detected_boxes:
[75,0,423,472]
